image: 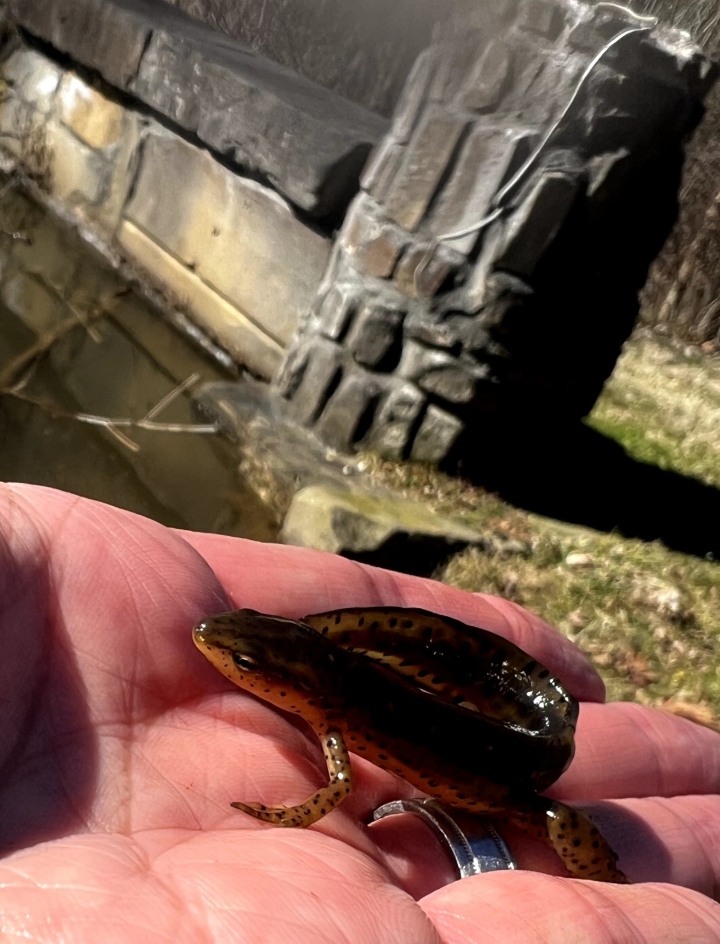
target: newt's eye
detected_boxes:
[233,652,258,671]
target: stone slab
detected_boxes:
[364,381,426,460]
[384,110,469,231]
[281,483,483,576]
[118,220,284,379]
[3,47,62,116]
[410,404,464,463]
[314,367,385,450]
[339,193,408,278]
[125,131,330,346]
[12,0,388,216]
[56,73,126,150]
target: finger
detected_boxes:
[420,871,720,944]
[179,532,604,702]
[552,702,720,800]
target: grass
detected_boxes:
[363,331,720,722]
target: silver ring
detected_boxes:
[372,798,517,879]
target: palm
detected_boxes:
[0,486,718,943]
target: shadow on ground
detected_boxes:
[456,421,720,560]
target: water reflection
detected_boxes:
[0,182,278,540]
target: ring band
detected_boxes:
[372,798,517,879]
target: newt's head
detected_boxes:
[193,608,344,709]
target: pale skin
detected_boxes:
[0,485,718,943]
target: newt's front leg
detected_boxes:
[509,798,627,883]
[231,731,353,827]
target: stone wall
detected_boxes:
[275,0,715,464]
[2,0,386,380]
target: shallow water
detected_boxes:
[0,183,278,540]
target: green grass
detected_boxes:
[364,332,720,720]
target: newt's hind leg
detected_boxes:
[510,798,627,883]
[231,731,352,827]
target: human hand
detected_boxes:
[0,484,718,943]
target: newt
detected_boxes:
[193,606,626,882]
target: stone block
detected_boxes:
[384,110,469,232]
[56,73,125,150]
[131,7,387,216]
[346,302,405,369]
[365,381,426,460]
[314,366,385,450]
[339,193,407,279]
[281,483,482,575]
[3,47,62,115]
[517,0,564,39]
[392,47,439,144]
[410,405,464,464]
[12,0,152,91]
[404,311,460,349]
[315,282,360,340]
[393,242,464,298]
[45,119,110,209]
[360,136,404,203]
[428,126,530,254]
[494,172,580,278]
[281,337,343,425]
[125,131,330,345]
[118,221,284,379]
[1,272,66,334]
[0,97,43,161]
[459,42,512,112]
[398,340,487,403]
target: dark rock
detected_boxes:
[398,341,488,403]
[459,42,513,112]
[517,0,564,39]
[393,242,464,297]
[494,172,580,277]
[314,366,385,450]
[340,194,409,278]
[404,311,461,350]
[347,302,405,369]
[361,137,405,202]
[410,404,464,463]
[315,282,360,340]
[280,337,343,424]
[384,110,470,231]
[364,381,426,459]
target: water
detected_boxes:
[0,182,278,540]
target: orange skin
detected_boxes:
[0,485,718,943]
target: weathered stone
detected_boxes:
[398,340,487,403]
[393,242,464,298]
[384,110,469,231]
[360,136,404,203]
[3,48,62,116]
[12,0,387,217]
[410,405,464,464]
[459,42,512,112]
[517,0,564,39]
[392,47,439,144]
[315,282,360,340]
[428,127,530,255]
[339,193,408,278]
[404,312,460,350]
[314,367,385,450]
[281,483,482,576]
[56,73,125,149]
[125,131,330,345]
[346,302,405,369]
[494,172,580,277]
[45,120,110,209]
[118,221,284,379]
[364,381,426,460]
[11,0,152,91]
[0,97,43,162]
[282,337,343,425]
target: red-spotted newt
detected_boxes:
[193,606,626,883]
